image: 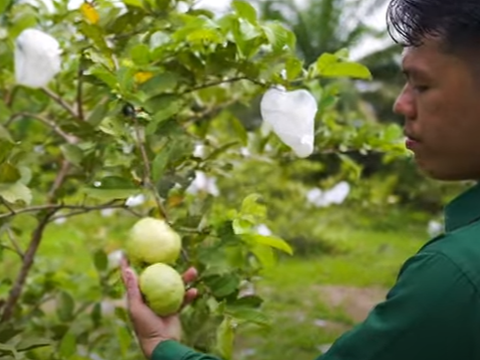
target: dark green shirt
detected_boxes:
[151,183,480,360]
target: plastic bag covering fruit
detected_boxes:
[15,28,62,88]
[139,263,185,317]
[260,87,317,158]
[127,217,181,265]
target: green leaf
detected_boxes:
[0,163,20,184]
[83,176,139,200]
[315,53,372,80]
[93,249,108,272]
[0,182,32,205]
[0,139,14,164]
[130,44,151,66]
[231,295,263,308]
[0,125,14,143]
[232,218,253,235]
[58,331,76,358]
[205,274,241,298]
[56,291,75,322]
[0,0,13,15]
[122,0,143,7]
[225,306,271,328]
[152,149,170,182]
[16,338,52,352]
[240,193,266,222]
[91,302,102,327]
[0,343,18,359]
[243,234,293,255]
[0,325,22,343]
[140,72,179,97]
[230,116,248,146]
[145,96,183,133]
[60,144,84,167]
[285,57,303,81]
[233,0,257,24]
[215,317,234,360]
[117,325,132,357]
[250,244,276,268]
[263,22,296,52]
[89,66,117,89]
[145,94,182,115]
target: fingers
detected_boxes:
[121,255,143,305]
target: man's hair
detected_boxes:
[387,0,480,51]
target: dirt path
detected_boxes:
[316,285,387,323]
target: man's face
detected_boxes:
[394,38,480,181]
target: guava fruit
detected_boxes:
[139,263,185,317]
[127,217,181,266]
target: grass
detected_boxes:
[232,207,429,360]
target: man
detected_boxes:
[121,0,480,358]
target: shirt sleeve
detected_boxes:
[318,251,477,360]
[151,340,222,360]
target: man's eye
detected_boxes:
[414,85,429,93]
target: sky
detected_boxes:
[32,0,391,60]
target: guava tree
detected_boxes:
[0,0,405,359]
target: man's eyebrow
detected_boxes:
[402,66,430,80]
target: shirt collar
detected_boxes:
[445,182,480,233]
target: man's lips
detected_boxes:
[404,132,420,150]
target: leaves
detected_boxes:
[58,331,76,358]
[243,234,293,255]
[82,176,140,200]
[233,0,258,24]
[0,181,32,205]
[314,53,372,80]
[215,317,235,360]
[56,291,75,322]
[93,249,108,272]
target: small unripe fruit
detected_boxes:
[127,217,181,266]
[139,263,185,317]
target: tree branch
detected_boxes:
[42,87,79,119]
[1,156,72,321]
[47,160,71,203]
[6,113,77,143]
[0,202,142,221]
[77,64,84,121]
[1,209,55,322]
[132,116,169,221]
[180,76,267,96]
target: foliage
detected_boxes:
[0,0,406,359]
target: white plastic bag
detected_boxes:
[260,87,317,158]
[15,28,62,88]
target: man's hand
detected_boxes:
[120,257,198,359]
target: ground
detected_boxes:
[233,206,428,360]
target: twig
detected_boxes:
[1,198,16,216]
[50,204,142,221]
[6,227,24,259]
[1,209,55,322]
[77,63,84,121]
[180,76,267,96]
[6,113,77,143]
[42,87,79,119]
[47,160,71,203]
[131,116,169,221]
[0,202,141,221]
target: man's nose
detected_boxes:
[393,84,415,119]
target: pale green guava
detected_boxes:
[127,217,181,266]
[139,263,185,317]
